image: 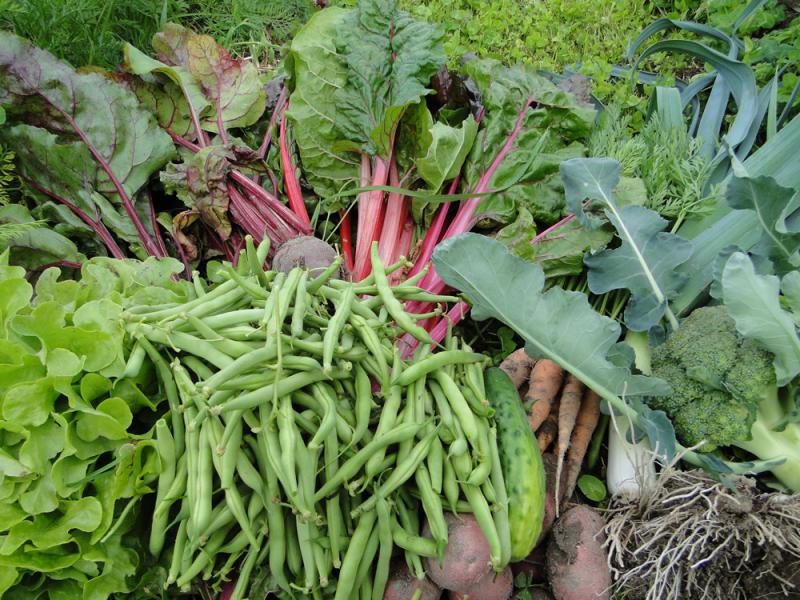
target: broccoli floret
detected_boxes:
[649,305,800,491]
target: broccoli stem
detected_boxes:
[734,419,800,492]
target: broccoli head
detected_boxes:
[648,305,800,491]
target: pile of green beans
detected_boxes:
[126,239,509,599]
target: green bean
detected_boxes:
[365,353,403,478]
[322,285,354,373]
[201,345,277,392]
[443,454,460,513]
[285,512,302,578]
[395,384,418,466]
[324,427,344,569]
[229,532,266,600]
[296,513,319,591]
[354,426,439,516]
[306,255,343,293]
[176,523,233,588]
[278,396,298,498]
[196,501,234,547]
[166,519,188,585]
[183,406,200,542]
[370,242,431,343]
[139,338,184,456]
[149,419,176,556]
[318,285,380,321]
[236,452,268,507]
[214,369,350,414]
[488,427,512,568]
[434,370,479,447]
[428,434,444,495]
[334,510,377,600]
[222,263,268,300]
[132,323,234,369]
[215,371,277,391]
[461,384,494,418]
[314,422,422,502]
[290,271,310,338]
[191,270,207,297]
[153,454,188,522]
[466,423,493,486]
[133,279,238,321]
[309,382,337,451]
[122,341,147,378]
[220,415,242,487]
[255,235,271,265]
[354,524,380,593]
[394,350,486,386]
[415,465,448,553]
[264,457,290,591]
[461,481,503,570]
[281,334,368,362]
[482,478,496,504]
[201,308,262,330]
[180,355,214,381]
[391,515,439,557]
[351,364,374,449]
[373,498,392,600]
[194,419,213,535]
[294,408,319,435]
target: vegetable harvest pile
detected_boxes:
[1,0,800,598]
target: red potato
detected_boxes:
[546,505,611,600]
[424,513,493,592]
[448,566,513,600]
[384,559,442,600]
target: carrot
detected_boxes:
[554,374,584,517]
[498,348,535,388]
[527,359,564,431]
[536,397,559,452]
[562,389,602,503]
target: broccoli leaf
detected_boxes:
[722,251,800,385]
[726,158,800,274]
[432,233,670,400]
[562,158,693,331]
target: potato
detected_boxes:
[384,559,442,600]
[546,505,610,600]
[424,513,493,592]
[448,566,513,600]
[271,236,342,278]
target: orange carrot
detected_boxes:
[554,374,585,516]
[498,348,536,388]
[536,398,560,452]
[526,359,564,431]
[562,389,602,502]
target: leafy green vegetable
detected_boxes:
[0,32,174,259]
[415,115,478,191]
[0,252,181,597]
[722,252,800,386]
[0,204,84,270]
[577,474,607,502]
[561,158,692,330]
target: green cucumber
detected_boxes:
[486,366,546,560]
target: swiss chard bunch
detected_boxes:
[0,253,186,598]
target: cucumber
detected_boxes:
[485,366,546,560]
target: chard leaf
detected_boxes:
[432,233,670,401]
[416,115,478,191]
[726,158,800,273]
[533,218,614,278]
[335,0,445,157]
[562,158,692,330]
[722,252,800,385]
[285,7,359,201]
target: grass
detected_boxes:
[1,0,314,68]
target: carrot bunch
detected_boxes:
[499,349,602,515]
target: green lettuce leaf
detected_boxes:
[562,158,693,330]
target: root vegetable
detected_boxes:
[563,389,602,502]
[554,375,584,516]
[546,505,610,600]
[272,235,342,277]
[526,359,563,431]
[384,560,442,600]
[424,513,493,592]
[448,566,513,600]
[536,399,559,452]
[499,348,536,388]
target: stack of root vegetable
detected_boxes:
[498,349,612,600]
